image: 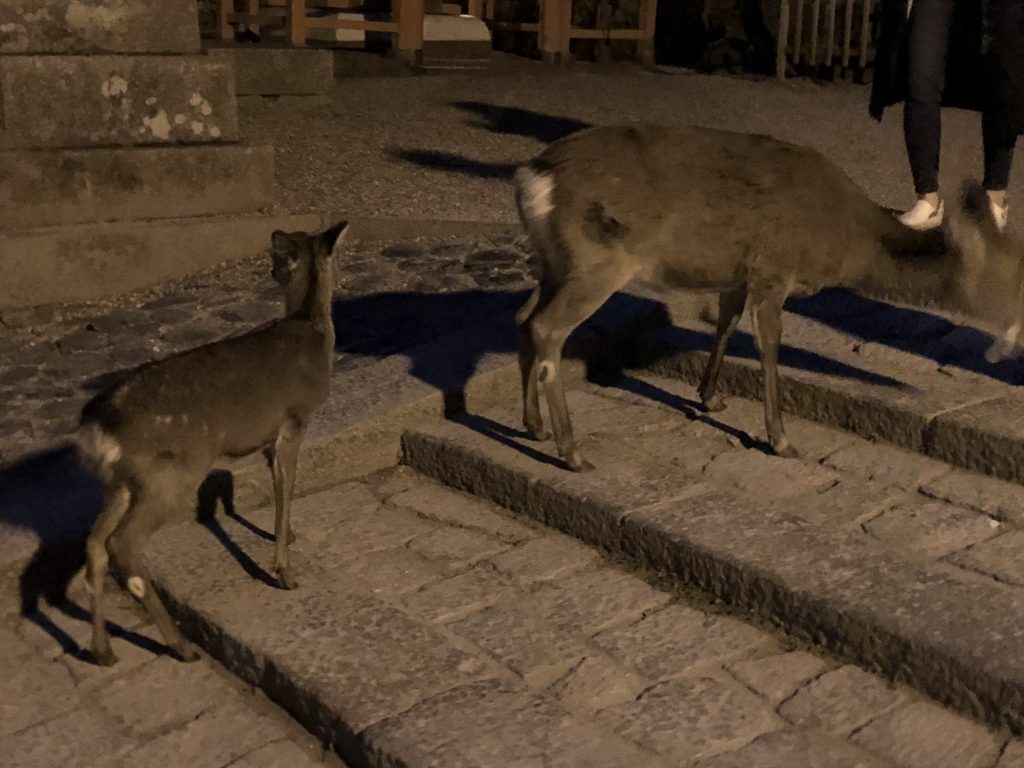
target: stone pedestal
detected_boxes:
[0,0,317,309]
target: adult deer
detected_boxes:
[514,123,1022,470]
[76,220,346,665]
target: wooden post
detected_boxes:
[776,0,790,80]
[247,0,261,35]
[539,0,571,64]
[285,0,306,46]
[395,0,425,63]
[218,0,234,40]
[468,0,484,19]
[637,0,658,65]
[793,0,804,65]
[808,0,820,66]
[858,0,874,70]
[842,0,854,67]
[824,0,837,72]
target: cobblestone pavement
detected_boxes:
[0,568,346,767]
[149,446,1024,768]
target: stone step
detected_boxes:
[0,212,320,309]
[400,383,1024,733]
[145,469,1016,768]
[0,0,200,55]
[0,55,238,149]
[629,290,1024,485]
[1,145,275,229]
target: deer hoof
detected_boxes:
[701,394,727,413]
[275,567,299,591]
[287,529,297,545]
[566,453,595,472]
[773,443,800,460]
[176,642,201,663]
[91,645,119,667]
[525,421,550,441]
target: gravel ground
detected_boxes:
[241,58,1024,234]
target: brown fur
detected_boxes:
[515,123,1023,470]
[76,220,347,665]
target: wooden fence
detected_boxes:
[775,0,878,81]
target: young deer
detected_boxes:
[76,220,347,665]
[514,123,1023,470]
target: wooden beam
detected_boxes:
[568,28,647,40]
[842,0,854,67]
[776,0,790,80]
[305,17,399,31]
[809,0,820,65]
[824,0,837,70]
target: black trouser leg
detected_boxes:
[982,110,1017,192]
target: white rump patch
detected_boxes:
[127,576,146,599]
[77,423,122,468]
[516,168,554,226]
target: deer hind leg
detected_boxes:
[86,485,131,666]
[268,420,303,590]
[698,285,748,412]
[107,501,200,663]
[529,269,630,471]
[750,287,796,458]
[516,285,550,440]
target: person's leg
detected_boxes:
[900,0,955,227]
[982,109,1016,223]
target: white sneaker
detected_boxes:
[990,199,1009,232]
[898,198,944,230]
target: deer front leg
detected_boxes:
[86,486,131,666]
[269,422,303,590]
[698,286,748,412]
[750,288,796,458]
[516,286,549,441]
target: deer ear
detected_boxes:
[271,230,295,252]
[319,220,349,254]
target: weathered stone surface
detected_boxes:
[363,679,662,768]
[323,545,444,597]
[927,394,1024,484]
[921,469,1024,525]
[697,729,886,768]
[0,56,237,149]
[600,675,781,762]
[728,651,830,706]
[0,626,78,736]
[389,481,534,543]
[863,501,1000,559]
[703,450,839,501]
[550,654,650,712]
[593,605,772,681]
[823,442,951,491]
[852,701,1003,768]
[999,741,1024,768]
[0,0,201,54]
[119,698,285,768]
[1,146,275,229]
[0,706,133,768]
[948,531,1024,586]
[408,525,510,571]
[227,740,324,767]
[530,566,672,636]
[402,566,519,623]
[450,603,589,686]
[0,212,320,309]
[489,535,599,584]
[779,666,906,737]
[207,47,333,96]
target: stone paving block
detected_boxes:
[927,395,1024,484]
[599,674,781,763]
[852,701,1003,768]
[778,665,906,737]
[120,698,285,768]
[999,741,1024,768]
[592,605,774,681]
[208,47,332,96]
[363,679,663,768]
[489,535,599,585]
[0,0,201,54]
[96,656,233,736]
[0,625,78,736]
[530,566,672,637]
[402,565,519,624]
[451,603,590,687]
[323,545,445,597]
[728,650,830,706]
[408,526,511,571]
[920,470,1024,525]
[389,481,535,543]
[703,449,840,501]
[947,531,1024,586]
[294,498,436,558]
[863,501,1001,559]
[0,705,134,768]
[0,56,238,148]
[1,145,275,229]
[778,477,908,529]
[824,442,952,491]
[549,654,650,712]
[696,728,886,768]
[228,739,325,767]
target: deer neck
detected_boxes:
[848,207,964,312]
[286,257,336,353]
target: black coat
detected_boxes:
[869,0,1024,134]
